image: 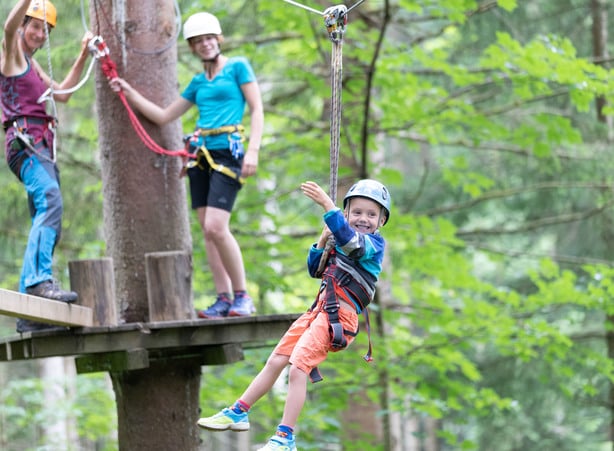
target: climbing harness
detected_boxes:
[8,117,56,164]
[308,246,376,382]
[283,0,364,203]
[323,248,375,352]
[184,125,246,184]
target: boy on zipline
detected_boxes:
[198,179,391,451]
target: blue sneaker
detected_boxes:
[197,407,250,431]
[228,293,255,317]
[197,295,232,319]
[257,434,297,451]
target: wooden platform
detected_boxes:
[0,314,300,373]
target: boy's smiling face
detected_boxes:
[345,197,385,234]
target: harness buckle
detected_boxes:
[329,322,347,349]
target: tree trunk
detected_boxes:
[111,360,202,450]
[607,314,614,449]
[93,0,197,449]
[592,2,614,448]
[591,0,612,139]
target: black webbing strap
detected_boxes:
[308,276,358,384]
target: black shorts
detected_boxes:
[186,149,243,212]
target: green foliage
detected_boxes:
[4,0,614,449]
[0,372,116,450]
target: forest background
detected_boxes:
[1,0,614,450]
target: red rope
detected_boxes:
[99,54,189,158]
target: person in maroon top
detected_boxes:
[1,0,92,332]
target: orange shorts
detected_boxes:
[273,296,359,379]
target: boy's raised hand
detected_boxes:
[301,181,336,212]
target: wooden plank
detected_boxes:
[75,348,150,374]
[75,343,245,374]
[0,288,93,327]
[151,343,245,367]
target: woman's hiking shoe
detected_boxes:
[26,280,78,303]
[228,293,255,317]
[197,407,250,431]
[197,295,232,318]
[257,435,297,451]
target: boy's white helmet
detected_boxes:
[343,179,391,225]
[183,12,222,40]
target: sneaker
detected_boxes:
[257,435,297,451]
[26,280,78,303]
[197,407,250,431]
[197,294,232,319]
[16,318,66,333]
[228,293,255,317]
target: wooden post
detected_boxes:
[145,251,193,322]
[69,258,117,326]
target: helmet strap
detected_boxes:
[202,52,221,63]
[201,40,221,63]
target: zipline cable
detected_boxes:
[282,0,365,203]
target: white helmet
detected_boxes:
[344,179,391,225]
[183,12,222,40]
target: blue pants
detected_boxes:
[18,153,63,292]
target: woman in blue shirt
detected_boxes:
[110,12,263,318]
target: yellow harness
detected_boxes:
[185,125,246,185]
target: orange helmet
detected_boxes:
[26,0,57,28]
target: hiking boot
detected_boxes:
[197,407,250,431]
[228,293,255,317]
[257,434,297,451]
[16,318,66,333]
[26,280,78,303]
[197,294,232,318]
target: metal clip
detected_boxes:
[88,35,109,59]
[323,5,348,42]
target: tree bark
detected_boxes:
[111,360,202,451]
[591,0,611,137]
[93,0,198,449]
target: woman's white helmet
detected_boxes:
[183,12,222,40]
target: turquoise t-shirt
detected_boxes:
[181,56,256,150]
